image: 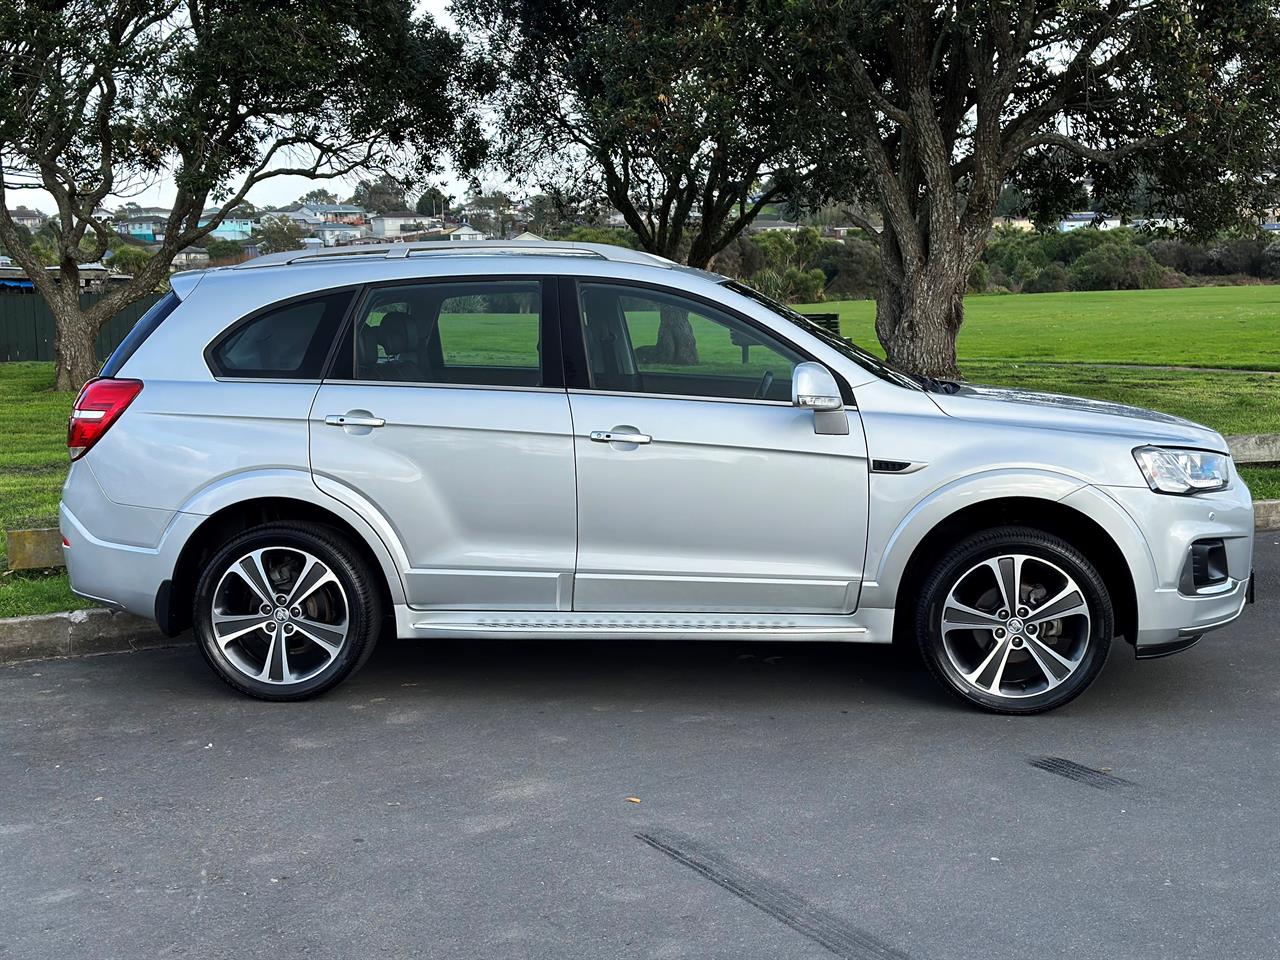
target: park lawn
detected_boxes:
[797,285,1280,370]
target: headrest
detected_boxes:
[377,311,413,355]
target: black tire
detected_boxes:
[915,526,1113,714]
[192,522,382,701]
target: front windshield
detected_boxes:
[720,280,922,391]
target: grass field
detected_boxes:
[796,285,1280,370]
[3,283,1279,617]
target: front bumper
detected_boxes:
[1099,482,1254,657]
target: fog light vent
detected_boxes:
[1185,539,1229,592]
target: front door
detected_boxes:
[565,280,870,614]
[310,276,577,610]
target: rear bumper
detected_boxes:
[60,501,201,624]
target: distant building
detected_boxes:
[9,207,47,231]
[198,209,257,241]
[295,203,366,224]
[1057,212,1121,232]
[749,217,803,233]
[116,215,169,243]
[313,222,367,247]
[371,211,438,237]
[449,221,486,241]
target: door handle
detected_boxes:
[590,430,651,445]
[325,414,385,428]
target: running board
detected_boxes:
[395,608,891,643]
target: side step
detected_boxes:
[395,609,888,643]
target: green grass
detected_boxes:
[797,285,1280,370]
[0,571,88,619]
[1239,467,1280,501]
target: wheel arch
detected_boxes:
[159,494,404,636]
[889,496,1140,646]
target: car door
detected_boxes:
[310,276,577,610]
[563,278,870,614]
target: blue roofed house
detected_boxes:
[199,208,258,241]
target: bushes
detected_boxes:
[1067,243,1167,290]
[1023,262,1070,293]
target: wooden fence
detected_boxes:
[0,292,164,363]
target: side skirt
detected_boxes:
[394,607,895,644]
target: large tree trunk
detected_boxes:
[52,298,99,392]
[873,220,972,379]
[636,303,699,365]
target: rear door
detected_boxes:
[310,276,577,610]
[562,279,870,614]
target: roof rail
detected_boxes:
[231,239,675,270]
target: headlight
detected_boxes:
[1133,445,1230,494]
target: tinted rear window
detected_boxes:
[99,291,180,378]
[208,292,352,379]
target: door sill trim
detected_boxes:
[395,608,884,643]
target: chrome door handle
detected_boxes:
[590,430,651,444]
[325,414,385,428]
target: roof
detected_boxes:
[227,239,675,271]
[307,203,364,213]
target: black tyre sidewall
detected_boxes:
[917,527,1113,714]
[192,523,381,701]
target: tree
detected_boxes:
[415,185,452,217]
[106,244,154,277]
[771,0,1280,376]
[456,0,815,363]
[0,0,469,389]
[255,215,306,255]
[296,188,339,207]
[349,174,409,214]
[205,238,244,261]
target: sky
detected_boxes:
[17,0,491,217]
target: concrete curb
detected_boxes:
[1256,499,1280,532]
[0,608,189,665]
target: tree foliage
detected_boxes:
[455,0,813,269]
[767,0,1280,376]
[0,0,472,387]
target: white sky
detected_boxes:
[17,0,496,217]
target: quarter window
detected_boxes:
[350,280,543,387]
[577,282,802,401]
[210,292,351,379]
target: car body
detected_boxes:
[60,240,1255,711]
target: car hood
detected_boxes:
[931,382,1229,451]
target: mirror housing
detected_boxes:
[791,362,849,435]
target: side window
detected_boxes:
[577,282,803,401]
[350,280,543,387]
[209,292,351,379]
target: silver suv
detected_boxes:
[60,241,1254,712]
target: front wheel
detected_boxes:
[916,526,1113,714]
[192,523,382,701]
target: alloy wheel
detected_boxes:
[940,553,1091,700]
[209,546,350,685]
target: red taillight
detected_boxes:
[68,378,143,461]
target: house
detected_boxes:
[159,245,210,269]
[313,222,368,246]
[449,221,487,241]
[296,203,366,224]
[370,211,436,237]
[1057,212,1121,232]
[279,207,326,228]
[748,217,803,233]
[511,231,543,241]
[991,216,1035,231]
[8,207,47,231]
[116,215,169,243]
[198,209,257,241]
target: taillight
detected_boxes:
[68,378,143,461]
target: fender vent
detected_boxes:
[871,459,912,473]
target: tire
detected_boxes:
[192,522,382,701]
[915,526,1113,714]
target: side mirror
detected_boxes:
[792,362,849,436]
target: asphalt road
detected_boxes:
[3,537,1278,960]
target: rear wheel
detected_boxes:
[916,526,1113,714]
[192,523,382,700]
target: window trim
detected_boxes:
[561,277,855,406]
[323,274,563,388]
[204,286,360,381]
